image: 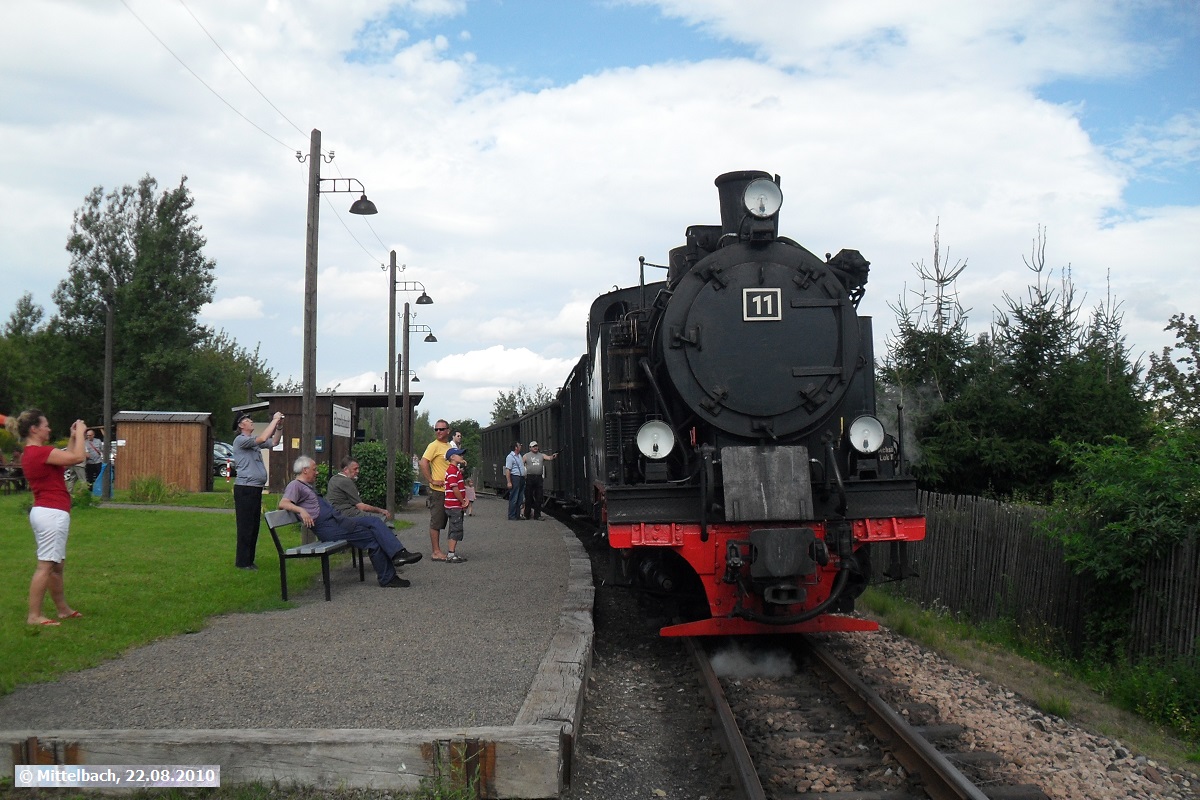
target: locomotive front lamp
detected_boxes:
[743,178,783,219]
[848,415,886,454]
[636,420,675,459]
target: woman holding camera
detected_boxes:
[17,408,86,626]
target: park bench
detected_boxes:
[263,509,365,601]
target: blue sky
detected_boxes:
[398,0,756,82]
[1037,2,1199,207]
[1,0,1198,426]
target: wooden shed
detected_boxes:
[111,411,214,493]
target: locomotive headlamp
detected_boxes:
[743,178,783,219]
[635,420,675,460]
[848,415,886,455]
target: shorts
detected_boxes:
[427,490,447,529]
[30,507,71,563]
[447,507,464,541]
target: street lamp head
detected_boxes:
[416,291,433,305]
[412,374,420,382]
[424,333,437,343]
[349,194,378,215]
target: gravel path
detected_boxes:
[0,495,568,731]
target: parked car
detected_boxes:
[213,442,236,478]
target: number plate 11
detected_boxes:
[743,288,782,321]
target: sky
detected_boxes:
[2,0,1198,427]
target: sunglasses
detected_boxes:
[434,427,448,431]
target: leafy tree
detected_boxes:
[52,175,216,420]
[4,292,44,338]
[192,332,277,435]
[0,293,52,417]
[1146,313,1200,427]
[490,383,554,424]
[448,418,482,478]
[2,177,287,439]
[410,409,433,456]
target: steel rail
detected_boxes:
[684,637,767,800]
[802,637,991,800]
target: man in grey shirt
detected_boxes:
[326,457,393,523]
[521,440,557,520]
[232,411,283,570]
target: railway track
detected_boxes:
[689,635,1052,800]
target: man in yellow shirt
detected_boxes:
[419,419,453,561]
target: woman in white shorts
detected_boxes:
[16,409,86,626]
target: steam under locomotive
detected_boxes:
[482,170,925,636]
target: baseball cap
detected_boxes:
[529,441,538,447]
[446,447,465,459]
[233,413,253,431]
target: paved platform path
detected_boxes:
[0,494,572,731]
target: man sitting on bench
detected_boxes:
[278,455,422,588]
[326,456,393,524]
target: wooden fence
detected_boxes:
[888,491,1199,660]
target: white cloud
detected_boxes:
[425,345,578,386]
[200,296,266,321]
[1110,111,1200,171]
[1,0,1196,426]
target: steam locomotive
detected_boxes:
[482,170,925,636]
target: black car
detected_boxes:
[213,442,236,478]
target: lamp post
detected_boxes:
[102,274,115,500]
[385,253,433,513]
[402,322,437,461]
[387,314,437,513]
[298,128,378,458]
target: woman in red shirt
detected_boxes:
[17,409,86,626]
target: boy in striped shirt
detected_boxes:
[443,448,471,563]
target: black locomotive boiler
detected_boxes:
[483,170,925,636]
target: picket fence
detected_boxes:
[887,491,1199,660]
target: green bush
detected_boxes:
[1048,426,1200,585]
[128,475,185,504]
[1044,425,1200,659]
[350,441,414,508]
[71,479,98,509]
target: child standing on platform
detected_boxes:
[443,448,471,563]
[464,478,477,516]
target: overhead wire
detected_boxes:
[118,0,295,153]
[123,0,393,268]
[175,0,310,142]
[322,193,387,265]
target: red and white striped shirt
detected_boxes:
[444,463,466,510]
